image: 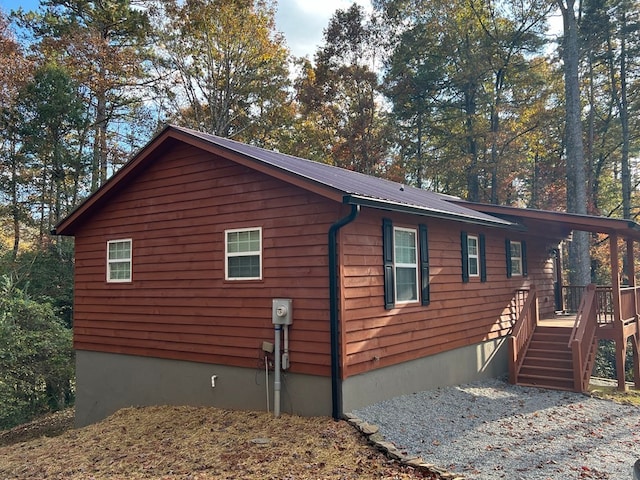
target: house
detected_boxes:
[54,125,640,426]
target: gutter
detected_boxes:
[328,204,360,420]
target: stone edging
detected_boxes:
[344,412,465,480]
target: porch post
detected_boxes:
[625,238,636,287]
[627,238,638,322]
[554,247,564,312]
[610,234,622,321]
[633,335,640,389]
[610,234,627,391]
[628,239,640,388]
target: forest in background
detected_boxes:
[0,0,639,427]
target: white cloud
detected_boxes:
[275,0,372,59]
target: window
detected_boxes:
[506,239,527,278]
[461,232,486,282]
[107,239,132,283]
[394,227,418,303]
[225,227,262,280]
[382,219,429,309]
[467,235,480,277]
[510,241,523,276]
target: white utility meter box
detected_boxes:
[272,299,293,325]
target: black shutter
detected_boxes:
[461,231,469,283]
[479,234,487,282]
[383,219,395,309]
[505,238,512,278]
[419,224,430,305]
[522,241,528,277]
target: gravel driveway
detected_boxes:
[353,378,640,479]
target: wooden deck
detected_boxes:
[511,286,616,392]
[512,286,639,392]
[538,313,625,335]
[538,314,577,328]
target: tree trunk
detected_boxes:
[586,50,595,212]
[464,86,479,202]
[490,68,504,205]
[91,91,108,191]
[558,0,591,285]
[416,113,423,189]
[531,151,539,208]
[619,11,631,220]
[10,137,20,260]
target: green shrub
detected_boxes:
[0,275,74,429]
[593,339,635,382]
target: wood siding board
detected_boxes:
[70,139,559,382]
[338,226,349,380]
[340,210,556,378]
[72,146,339,375]
[344,309,515,340]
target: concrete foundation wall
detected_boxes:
[75,351,332,427]
[342,338,507,412]
[76,338,506,426]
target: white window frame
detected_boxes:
[467,235,480,277]
[510,241,523,276]
[107,239,132,283]
[393,227,419,304]
[225,227,262,281]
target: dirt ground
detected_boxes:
[0,406,439,479]
[0,409,75,448]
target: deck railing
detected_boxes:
[561,285,620,325]
[561,285,584,313]
[508,287,538,384]
[568,284,598,392]
[620,286,640,325]
[595,286,614,325]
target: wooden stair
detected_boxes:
[516,326,575,391]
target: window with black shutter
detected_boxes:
[382,219,431,309]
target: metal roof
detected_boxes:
[54,125,525,235]
[453,200,640,242]
[176,126,516,228]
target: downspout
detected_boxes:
[328,204,360,420]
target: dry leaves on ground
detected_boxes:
[0,406,439,479]
[0,409,74,448]
[589,384,640,406]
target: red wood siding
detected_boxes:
[72,143,340,376]
[71,141,563,382]
[340,209,559,377]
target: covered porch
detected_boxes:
[540,284,640,388]
[458,202,640,393]
[510,237,640,392]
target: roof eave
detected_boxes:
[344,195,524,230]
[452,200,640,242]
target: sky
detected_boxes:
[274,0,371,58]
[0,0,372,59]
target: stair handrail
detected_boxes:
[508,286,538,384]
[568,283,598,392]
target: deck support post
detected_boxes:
[626,238,636,287]
[627,238,640,390]
[609,234,628,391]
[632,334,640,389]
[610,234,622,322]
[615,340,628,391]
